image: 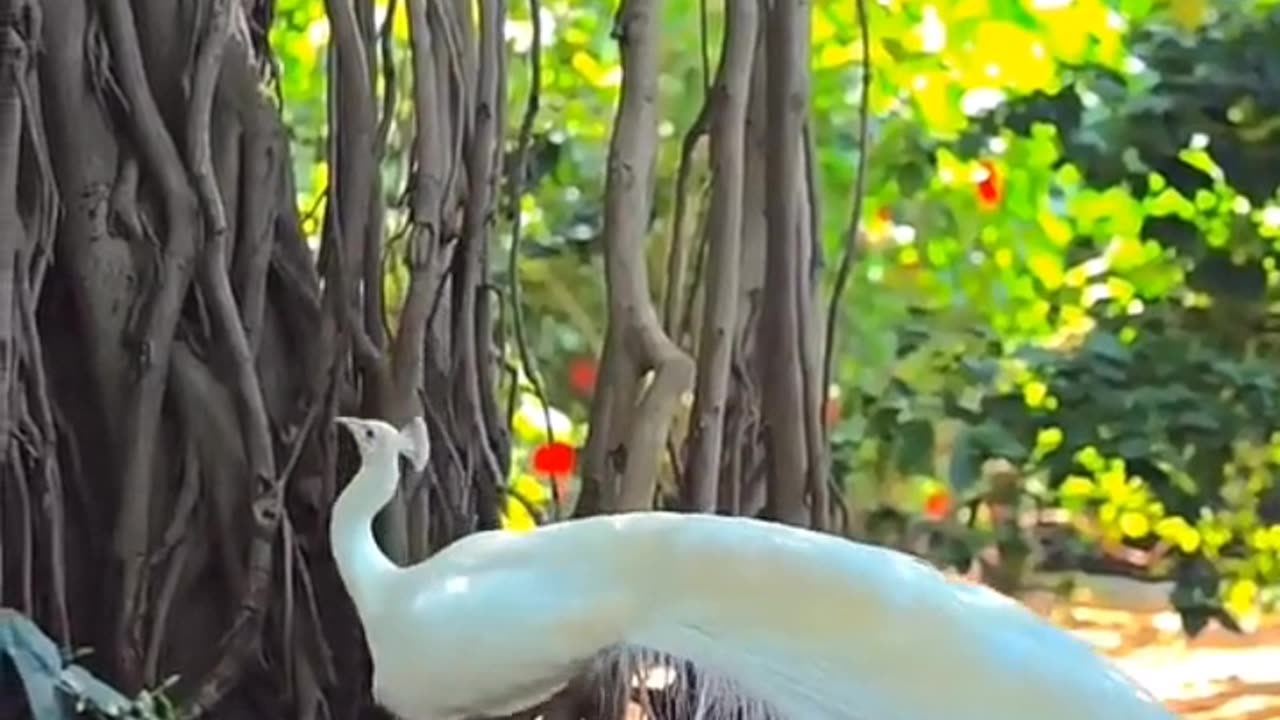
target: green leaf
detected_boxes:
[1175,409,1220,432]
[893,419,937,477]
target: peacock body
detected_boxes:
[331,416,1178,720]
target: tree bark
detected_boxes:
[2,0,511,716]
[757,0,815,527]
[682,1,757,513]
[579,0,695,515]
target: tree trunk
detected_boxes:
[3,0,510,716]
[1,0,832,716]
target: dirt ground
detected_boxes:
[1026,576,1280,719]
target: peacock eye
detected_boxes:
[364,429,374,439]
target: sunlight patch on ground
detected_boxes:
[1050,595,1280,719]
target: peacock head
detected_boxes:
[335,415,432,472]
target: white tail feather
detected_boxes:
[586,645,785,720]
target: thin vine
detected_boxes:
[820,0,872,440]
[504,0,561,516]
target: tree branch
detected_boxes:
[757,0,812,526]
[581,0,695,513]
[682,0,756,513]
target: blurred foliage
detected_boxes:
[844,0,1280,634]
[268,0,1280,635]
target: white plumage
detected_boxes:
[331,415,1179,720]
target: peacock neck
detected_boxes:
[331,450,401,623]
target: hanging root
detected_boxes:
[587,644,784,720]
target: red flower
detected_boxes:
[568,357,598,397]
[532,442,577,478]
[923,489,953,521]
[976,160,1004,210]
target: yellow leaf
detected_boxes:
[511,473,551,506]
[511,393,573,444]
[1202,524,1233,552]
[1028,253,1064,291]
[1169,0,1209,33]
[816,43,859,70]
[1098,464,1129,499]
[994,248,1014,269]
[1022,380,1048,409]
[1119,511,1150,540]
[1034,426,1064,457]
[1075,445,1105,473]
[563,26,592,46]
[970,21,1055,92]
[501,496,537,533]
[1155,515,1187,538]
[1178,526,1201,554]
[390,0,409,43]
[813,7,838,44]
[1059,474,1095,499]
[899,246,921,267]
[912,75,964,137]
[570,50,621,88]
[1258,553,1276,579]
[1226,578,1259,620]
[1154,516,1202,553]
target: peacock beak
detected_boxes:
[334,416,361,437]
